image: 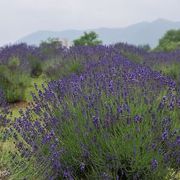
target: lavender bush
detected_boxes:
[0,64,31,103]
[9,45,180,179]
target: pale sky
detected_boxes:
[0,0,180,46]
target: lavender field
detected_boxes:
[0,41,179,179]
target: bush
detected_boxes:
[73,31,102,46]
[0,65,31,103]
[155,29,180,52]
[45,60,83,80]
[7,57,20,70]
[12,52,179,179]
[28,56,43,78]
[39,38,63,58]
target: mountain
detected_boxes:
[18,19,180,47]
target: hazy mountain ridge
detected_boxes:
[18,19,180,47]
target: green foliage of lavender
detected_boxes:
[0,57,31,103]
[45,60,83,80]
[28,55,43,78]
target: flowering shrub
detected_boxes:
[10,45,180,179]
[0,65,31,103]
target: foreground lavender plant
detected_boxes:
[8,44,179,179]
[0,42,176,179]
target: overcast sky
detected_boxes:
[0,0,180,46]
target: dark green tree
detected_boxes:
[155,29,180,51]
[39,38,63,56]
[28,55,43,78]
[73,31,102,46]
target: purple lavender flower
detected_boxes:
[80,162,85,172]
[92,115,99,129]
[151,159,158,170]
[162,130,168,141]
[134,115,142,123]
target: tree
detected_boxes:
[73,31,102,46]
[155,29,180,51]
[39,38,63,56]
[28,55,43,78]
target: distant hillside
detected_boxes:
[18,19,180,47]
